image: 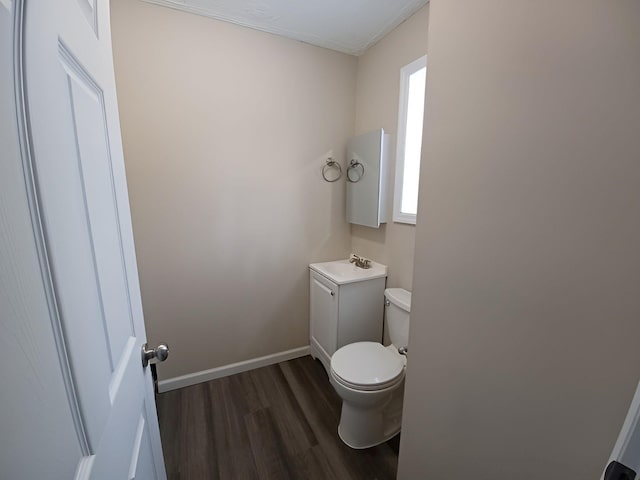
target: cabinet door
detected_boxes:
[346,129,388,228]
[310,273,339,358]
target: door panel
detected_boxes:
[61,42,134,368]
[76,0,98,34]
[129,405,158,480]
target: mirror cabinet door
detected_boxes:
[346,128,388,228]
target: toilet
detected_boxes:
[329,288,411,449]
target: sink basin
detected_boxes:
[309,259,387,285]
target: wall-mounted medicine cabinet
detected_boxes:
[346,128,390,228]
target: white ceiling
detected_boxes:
[142,0,429,56]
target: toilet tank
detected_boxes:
[384,288,411,348]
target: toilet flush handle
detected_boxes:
[398,346,408,356]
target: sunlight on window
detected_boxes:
[394,55,427,225]
[401,67,426,215]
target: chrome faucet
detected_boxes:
[349,254,372,269]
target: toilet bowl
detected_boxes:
[330,288,411,449]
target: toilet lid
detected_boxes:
[331,342,404,390]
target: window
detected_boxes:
[393,55,427,225]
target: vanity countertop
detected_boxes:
[309,259,387,285]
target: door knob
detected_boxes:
[142,342,170,368]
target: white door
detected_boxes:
[602,380,640,479]
[0,0,167,478]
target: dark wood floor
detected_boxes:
[156,355,399,480]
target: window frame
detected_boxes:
[393,55,427,225]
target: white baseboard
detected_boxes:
[157,345,311,393]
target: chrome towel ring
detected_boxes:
[322,158,342,182]
[347,159,365,183]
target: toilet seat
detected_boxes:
[331,342,405,392]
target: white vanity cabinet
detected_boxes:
[309,260,387,374]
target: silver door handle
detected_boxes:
[142,342,169,368]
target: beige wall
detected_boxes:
[399,1,640,478]
[110,0,356,380]
[351,5,429,290]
